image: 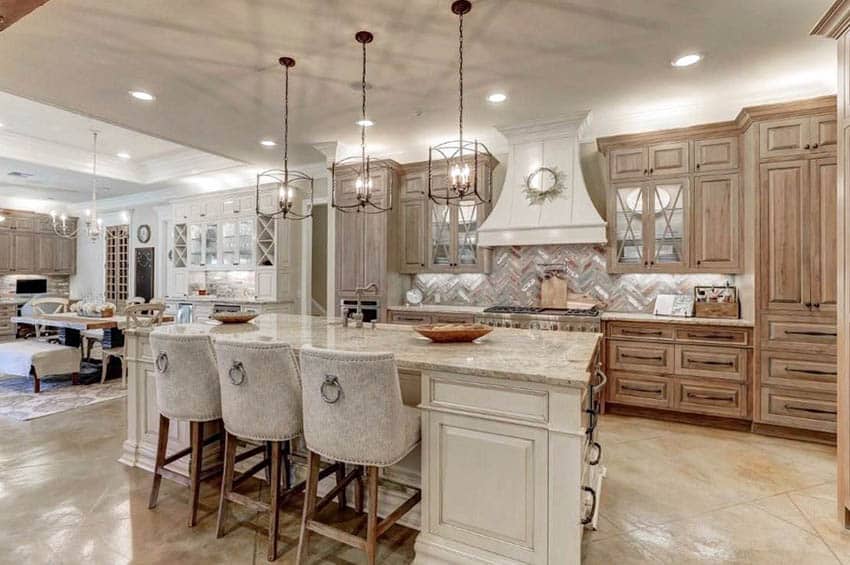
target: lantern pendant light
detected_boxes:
[331,31,392,214]
[428,0,493,206]
[256,56,314,220]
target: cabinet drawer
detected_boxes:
[760,351,837,392]
[388,311,432,325]
[649,141,690,176]
[607,322,674,341]
[764,318,836,351]
[675,380,746,418]
[431,313,475,324]
[609,372,672,408]
[674,326,749,346]
[675,345,747,382]
[760,388,836,433]
[694,137,739,172]
[608,340,674,373]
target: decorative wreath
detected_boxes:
[522,166,567,205]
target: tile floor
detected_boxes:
[0,398,847,564]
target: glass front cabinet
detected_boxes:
[185,220,255,270]
[609,178,689,273]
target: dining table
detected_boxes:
[11,312,175,349]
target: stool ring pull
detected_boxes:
[155,352,169,373]
[321,375,342,404]
[228,361,246,386]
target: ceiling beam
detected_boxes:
[0,0,50,32]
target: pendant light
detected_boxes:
[331,31,392,214]
[51,131,124,242]
[428,0,493,206]
[256,56,313,220]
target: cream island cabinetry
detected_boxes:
[121,314,603,564]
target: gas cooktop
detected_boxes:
[483,305,600,317]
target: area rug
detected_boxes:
[0,369,127,421]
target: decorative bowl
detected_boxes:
[211,312,258,324]
[413,323,492,343]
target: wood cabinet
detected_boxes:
[11,233,35,273]
[36,235,55,272]
[810,157,838,312]
[0,232,11,272]
[0,212,76,275]
[692,174,742,271]
[603,320,753,421]
[609,146,648,181]
[399,200,426,273]
[694,136,739,172]
[609,141,689,181]
[759,114,837,159]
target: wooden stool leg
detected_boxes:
[216,431,238,538]
[296,451,321,565]
[354,466,364,514]
[335,462,347,509]
[282,441,292,491]
[188,421,204,527]
[365,466,379,565]
[148,415,170,509]
[267,441,282,561]
[264,443,272,483]
[71,372,80,386]
[31,367,40,393]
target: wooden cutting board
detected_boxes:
[541,275,569,308]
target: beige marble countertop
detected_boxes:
[164,296,287,305]
[140,314,600,388]
[601,311,754,327]
[387,304,484,314]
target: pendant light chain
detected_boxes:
[283,62,289,184]
[91,131,98,220]
[361,39,368,169]
[458,10,464,151]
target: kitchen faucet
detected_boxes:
[344,282,378,328]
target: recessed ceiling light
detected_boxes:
[129,90,156,101]
[117,152,131,159]
[0,123,4,127]
[356,119,375,127]
[487,93,507,103]
[671,54,702,68]
[260,140,277,147]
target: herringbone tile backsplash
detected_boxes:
[412,245,732,313]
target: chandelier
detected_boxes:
[256,56,313,220]
[331,31,392,214]
[51,131,124,242]
[428,0,493,206]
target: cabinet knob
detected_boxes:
[814,303,821,308]
[812,143,819,149]
[804,144,811,150]
[696,163,701,169]
[804,302,812,308]
[643,169,648,175]
[696,260,701,265]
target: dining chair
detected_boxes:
[101,303,166,386]
[83,297,146,360]
[30,297,70,343]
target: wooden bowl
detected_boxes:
[414,323,492,343]
[211,312,258,324]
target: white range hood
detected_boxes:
[478,113,607,247]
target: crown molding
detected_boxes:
[812,0,850,39]
[735,95,837,130]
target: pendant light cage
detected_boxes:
[257,56,314,220]
[332,30,392,215]
[428,0,493,206]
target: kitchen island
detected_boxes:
[121,314,602,564]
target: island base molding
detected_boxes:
[413,533,530,565]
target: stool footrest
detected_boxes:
[306,519,367,551]
[315,466,360,513]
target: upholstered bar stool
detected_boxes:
[148,332,224,527]
[212,339,346,561]
[297,347,422,565]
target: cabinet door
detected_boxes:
[759,117,810,159]
[188,224,203,267]
[256,269,275,300]
[238,219,254,267]
[335,210,363,293]
[609,183,648,272]
[692,174,741,272]
[400,199,426,273]
[810,114,837,153]
[648,178,689,271]
[454,199,483,272]
[204,223,219,267]
[363,212,386,290]
[608,147,648,181]
[36,235,55,273]
[54,236,75,274]
[221,221,238,267]
[648,141,689,177]
[12,233,35,273]
[760,160,810,311]
[809,157,837,313]
[428,200,453,271]
[0,232,12,273]
[694,137,739,173]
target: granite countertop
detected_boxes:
[387,304,485,314]
[601,311,754,327]
[164,296,285,305]
[139,314,600,389]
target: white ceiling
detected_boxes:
[0,0,839,203]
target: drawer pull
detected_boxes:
[621,353,664,361]
[621,384,663,394]
[686,333,735,340]
[581,486,597,525]
[784,330,837,337]
[785,367,837,377]
[621,329,664,336]
[687,359,735,367]
[783,403,836,416]
[687,392,734,402]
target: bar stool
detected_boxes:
[148,332,224,527]
[213,338,345,561]
[297,346,422,565]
